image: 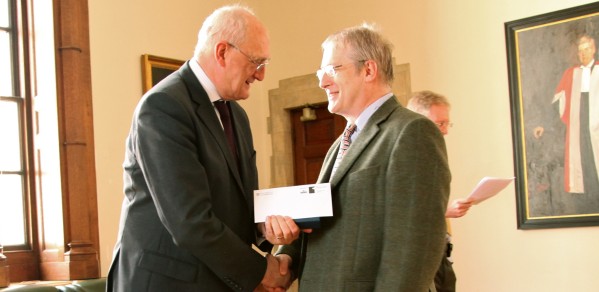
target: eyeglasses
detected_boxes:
[316,60,366,80]
[435,121,453,128]
[228,43,269,71]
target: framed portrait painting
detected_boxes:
[141,54,184,93]
[505,2,599,229]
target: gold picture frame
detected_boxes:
[141,54,185,93]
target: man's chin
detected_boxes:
[327,103,338,114]
[233,95,250,101]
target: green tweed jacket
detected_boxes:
[279,96,451,292]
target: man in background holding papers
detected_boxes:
[275,24,451,291]
[408,90,473,292]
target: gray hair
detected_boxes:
[322,23,395,86]
[407,90,451,115]
[193,5,255,58]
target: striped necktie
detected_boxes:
[330,124,357,178]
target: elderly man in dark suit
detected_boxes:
[276,24,451,291]
[107,5,299,292]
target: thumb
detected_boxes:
[276,255,291,275]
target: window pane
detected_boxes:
[0,0,8,27]
[0,31,13,96]
[0,174,26,246]
[0,99,22,170]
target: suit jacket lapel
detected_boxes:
[317,136,342,184]
[229,101,257,204]
[177,62,245,191]
[325,97,399,186]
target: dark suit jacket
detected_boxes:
[279,97,451,291]
[107,61,268,292]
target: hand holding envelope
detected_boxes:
[254,183,331,244]
[257,216,312,245]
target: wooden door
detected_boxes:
[291,104,346,185]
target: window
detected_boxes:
[0,0,32,250]
[0,0,100,283]
[0,98,28,247]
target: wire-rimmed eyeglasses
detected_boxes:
[227,42,269,71]
[435,121,453,128]
[316,60,366,80]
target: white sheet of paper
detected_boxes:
[254,183,333,223]
[466,177,514,204]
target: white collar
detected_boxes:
[581,59,595,69]
[189,59,222,103]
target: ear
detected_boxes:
[363,60,378,82]
[214,41,229,67]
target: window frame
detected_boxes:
[1,0,40,281]
[2,0,100,283]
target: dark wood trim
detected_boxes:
[6,0,100,283]
[0,246,9,287]
[4,0,41,283]
[48,0,100,280]
[5,250,39,283]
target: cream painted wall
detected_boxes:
[89,0,599,291]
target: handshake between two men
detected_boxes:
[255,215,313,292]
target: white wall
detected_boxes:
[89,1,599,291]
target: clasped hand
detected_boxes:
[255,254,293,292]
[255,216,312,291]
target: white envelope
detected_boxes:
[254,183,333,223]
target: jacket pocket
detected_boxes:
[138,250,198,282]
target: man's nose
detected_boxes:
[318,74,331,89]
[254,67,266,81]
